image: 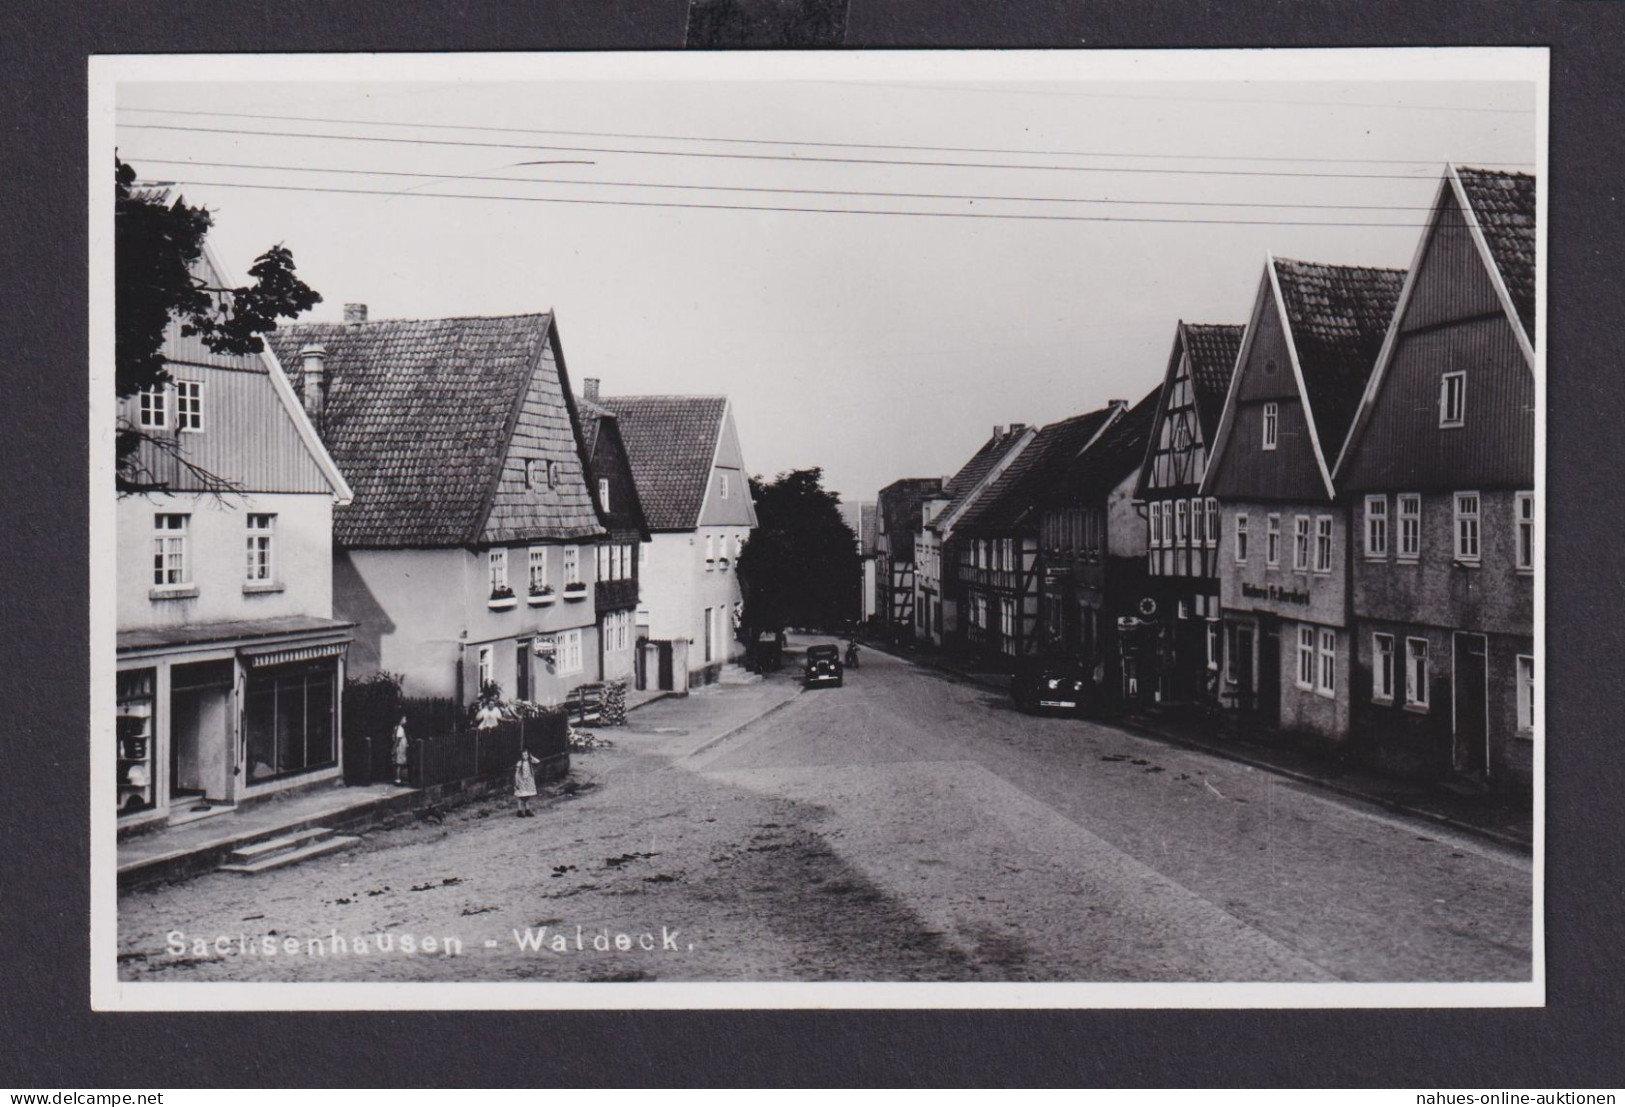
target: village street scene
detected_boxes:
[108,60,1537,988]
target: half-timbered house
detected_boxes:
[1133,322,1244,706]
[874,478,943,641]
[1202,258,1405,744]
[954,403,1122,665]
[1334,166,1536,791]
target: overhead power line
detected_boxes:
[136,174,1435,228]
[115,105,1535,167]
[124,156,1446,212]
[118,122,1461,181]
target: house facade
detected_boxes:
[912,425,1034,650]
[576,379,652,687]
[269,307,612,705]
[1203,258,1404,744]
[1335,167,1537,790]
[874,478,943,641]
[1038,390,1160,704]
[117,246,355,833]
[1132,322,1244,707]
[954,405,1121,664]
[601,394,758,688]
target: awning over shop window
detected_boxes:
[241,641,350,668]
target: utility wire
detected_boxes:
[136,175,1435,228]
[124,156,1446,212]
[119,122,1459,181]
[115,105,1535,167]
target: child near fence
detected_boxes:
[513,747,542,817]
[392,716,409,785]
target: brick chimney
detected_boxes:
[582,378,601,402]
[1008,422,1026,434]
[299,344,328,427]
[992,424,1005,438]
[343,303,368,326]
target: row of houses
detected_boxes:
[116,244,756,831]
[874,165,1536,794]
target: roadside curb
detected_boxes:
[869,638,1531,853]
[681,688,803,759]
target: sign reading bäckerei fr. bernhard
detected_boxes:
[1240,582,1311,605]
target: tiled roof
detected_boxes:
[1182,323,1244,436]
[1455,167,1536,340]
[939,426,1031,525]
[598,395,729,530]
[956,406,1119,533]
[269,313,600,548]
[1272,258,1406,459]
[1047,387,1163,506]
[575,396,611,458]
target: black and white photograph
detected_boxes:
[90,47,1545,1010]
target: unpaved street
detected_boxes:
[120,641,1531,983]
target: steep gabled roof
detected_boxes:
[1048,387,1163,506]
[956,405,1120,533]
[1454,166,1537,342]
[1272,257,1407,463]
[1182,323,1245,436]
[269,312,600,548]
[599,395,729,530]
[574,395,652,540]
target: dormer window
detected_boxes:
[1262,402,1279,451]
[1440,371,1466,428]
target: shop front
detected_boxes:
[115,618,352,833]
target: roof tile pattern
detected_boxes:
[1272,258,1406,457]
[1182,323,1244,436]
[599,395,728,530]
[269,314,601,548]
[1048,387,1164,505]
[938,427,1030,525]
[956,407,1118,533]
[1455,167,1536,340]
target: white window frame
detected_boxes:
[1175,500,1188,546]
[1373,633,1395,702]
[1405,637,1430,709]
[1314,515,1334,574]
[525,458,541,490]
[1266,514,1281,568]
[1296,625,1315,690]
[1262,402,1278,451]
[1398,494,1421,561]
[556,629,583,675]
[174,380,203,432]
[1439,370,1466,428]
[488,548,509,593]
[719,473,730,499]
[1206,621,1221,671]
[528,546,548,591]
[1516,654,1535,736]
[1205,499,1219,549]
[245,513,275,583]
[1234,513,1249,563]
[152,513,189,588]
[598,477,611,514]
[138,386,168,429]
[1149,502,1163,548]
[1224,624,1238,685]
[563,545,580,584]
[1293,515,1311,571]
[478,645,494,688]
[1364,495,1388,559]
[1453,492,1481,564]
[1317,628,1336,698]
[1516,491,1535,572]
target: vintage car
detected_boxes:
[803,643,845,689]
[753,629,785,672]
[1010,654,1094,715]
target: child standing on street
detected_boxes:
[513,747,542,817]
[392,716,409,785]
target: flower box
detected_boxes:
[563,582,589,601]
[528,588,557,607]
[488,588,518,611]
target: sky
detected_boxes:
[109,53,1539,508]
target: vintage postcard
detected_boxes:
[90,47,1545,1009]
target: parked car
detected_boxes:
[754,630,785,672]
[803,643,845,689]
[1010,654,1094,715]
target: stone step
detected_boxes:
[218,834,360,874]
[226,826,335,864]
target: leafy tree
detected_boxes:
[735,468,861,642]
[115,156,322,493]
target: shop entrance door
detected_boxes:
[1235,626,1255,711]
[170,661,234,804]
[1453,632,1489,778]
